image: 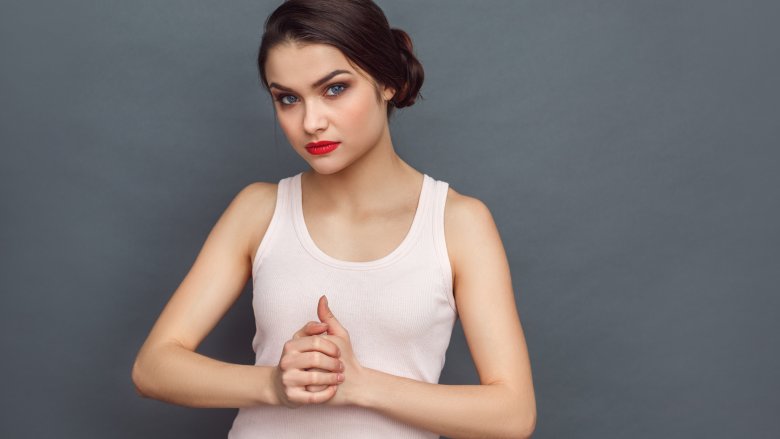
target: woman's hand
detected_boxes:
[272,320,345,408]
[313,295,367,407]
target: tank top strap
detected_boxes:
[430,178,456,313]
[252,175,294,277]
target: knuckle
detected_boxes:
[321,335,336,348]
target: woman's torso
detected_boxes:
[229,171,458,438]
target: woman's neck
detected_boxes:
[301,135,423,213]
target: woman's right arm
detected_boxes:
[131,182,279,408]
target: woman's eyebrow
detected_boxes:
[269,69,352,92]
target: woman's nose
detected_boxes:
[302,100,328,134]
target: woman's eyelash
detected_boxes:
[325,83,347,96]
[274,83,349,105]
[275,94,297,105]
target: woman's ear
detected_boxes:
[382,84,396,102]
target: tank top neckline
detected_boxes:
[291,172,433,270]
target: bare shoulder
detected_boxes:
[235,181,278,209]
[443,186,493,223]
[442,187,504,279]
[228,181,279,263]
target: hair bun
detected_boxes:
[390,28,424,108]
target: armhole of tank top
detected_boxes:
[433,180,457,315]
[251,178,286,278]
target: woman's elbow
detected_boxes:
[502,416,534,439]
[131,357,152,398]
[517,398,537,438]
[508,395,536,438]
[519,412,536,438]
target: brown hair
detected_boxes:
[257,0,424,118]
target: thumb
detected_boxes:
[317,295,347,337]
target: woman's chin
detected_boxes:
[305,160,349,176]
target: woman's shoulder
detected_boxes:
[232,181,278,215]
[443,186,493,224]
[442,186,501,273]
[226,181,280,261]
[239,180,278,199]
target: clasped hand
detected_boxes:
[273,295,364,408]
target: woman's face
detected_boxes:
[264,42,395,175]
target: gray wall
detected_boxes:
[1,1,778,438]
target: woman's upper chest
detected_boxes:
[303,203,417,263]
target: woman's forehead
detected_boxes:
[265,42,370,88]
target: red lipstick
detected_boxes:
[305,141,340,155]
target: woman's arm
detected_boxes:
[131,182,281,408]
[133,343,279,408]
[356,368,531,439]
[328,191,536,438]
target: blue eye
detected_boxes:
[277,95,298,105]
[274,83,347,106]
[326,84,347,96]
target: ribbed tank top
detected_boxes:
[228,172,458,438]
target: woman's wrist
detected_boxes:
[255,365,282,406]
[345,366,377,408]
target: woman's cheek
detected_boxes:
[342,93,382,139]
[278,113,303,146]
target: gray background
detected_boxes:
[1,0,778,438]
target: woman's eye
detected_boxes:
[277,95,298,105]
[275,84,346,106]
[325,84,347,96]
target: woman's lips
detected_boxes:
[305,141,340,155]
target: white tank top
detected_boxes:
[228,172,458,438]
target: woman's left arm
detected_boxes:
[324,192,536,439]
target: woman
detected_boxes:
[132,1,536,437]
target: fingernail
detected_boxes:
[337,373,344,382]
[339,361,345,371]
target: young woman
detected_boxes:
[132,1,536,437]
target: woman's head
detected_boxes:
[257,0,424,119]
[258,0,425,175]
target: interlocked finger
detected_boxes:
[285,334,341,358]
[283,368,342,388]
[288,351,343,373]
[293,321,328,340]
[287,385,338,405]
